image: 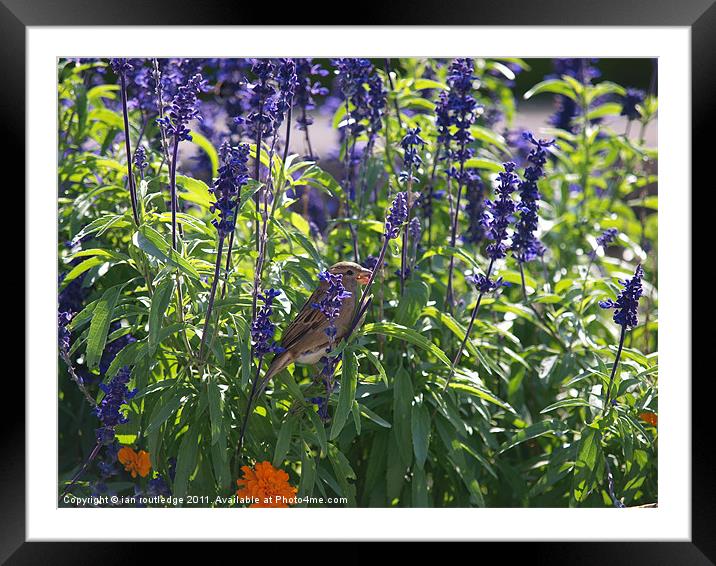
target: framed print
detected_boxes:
[7,0,709,562]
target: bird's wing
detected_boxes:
[279,286,331,352]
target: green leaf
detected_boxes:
[298,442,316,500]
[327,444,356,506]
[133,225,200,280]
[190,132,219,177]
[61,257,107,288]
[207,377,224,446]
[413,78,447,91]
[571,425,604,506]
[273,414,295,467]
[85,284,123,370]
[448,382,515,413]
[586,102,623,121]
[393,368,414,468]
[411,402,431,469]
[541,398,593,414]
[362,322,451,367]
[330,349,358,440]
[395,279,429,327]
[173,425,200,500]
[359,404,392,428]
[463,157,504,172]
[306,407,327,457]
[524,79,577,101]
[498,419,568,453]
[105,340,146,379]
[148,278,174,356]
[358,347,388,387]
[145,389,186,435]
[176,175,212,209]
[470,125,510,155]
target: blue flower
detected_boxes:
[599,265,644,328]
[109,58,133,77]
[133,145,148,177]
[274,58,298,130]
[399,127,427,183]
[467,273,503,294]
[482,162,520,260]
[99,323,137,376]
[366,74,387,138]
[620,88,645,121]
[295,59,329,131]
[511,132,555,262]
[147,475,172,497]
[444,59,480,177]
[463,171,486,245]
[157,73,206,142]
[312,271,352,340]
[251,289,284,357]
[596,228,618,248]
[209,141,250,237]
[385,192,408,240]
[547,58,601,133]
[94,367,136,444]
[409,217,422,242]
[58,311,73,353]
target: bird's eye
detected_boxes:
[347,270,354,275]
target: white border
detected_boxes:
[28,26,690,541]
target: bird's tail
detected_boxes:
[262,350,293,385]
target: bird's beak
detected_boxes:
[357,268,372,285]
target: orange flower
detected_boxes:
[236,461,297,508]
[639,412,658,427]
[118,446,152,478]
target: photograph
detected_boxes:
[56,56,658,509]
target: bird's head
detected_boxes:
[328,261,372,285]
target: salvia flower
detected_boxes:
[332,58,373,100]
[463,171,486,245]
[245,59,277,140]
[94,367,137,445]
[133,146,148,177]
[58,311,73,353]
[157,73,206,142]
[435,90,451,145]
[482,162,520,260]
[599,265,644,328]
[294,58,329,130]
[547,58,601,133]
[445,58,480,177]
[399,127,427,183]
[511,132,555,263]
[251,289,284,357]
[366,74,387,137]
[99,328,137,376]
[312,271,352,341]
[467,273,504,294]
[385,192,408,239]
[620,88,645,121]
[209,141,251,237]
[409,217,422,241]
[147,475,172,498]
[110,58,133,77]
[274,58,298,129]
[595,228,619,251]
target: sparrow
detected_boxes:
[262,261,372,382]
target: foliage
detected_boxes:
[58,57,657,508]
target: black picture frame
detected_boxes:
[7,0,707,562]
